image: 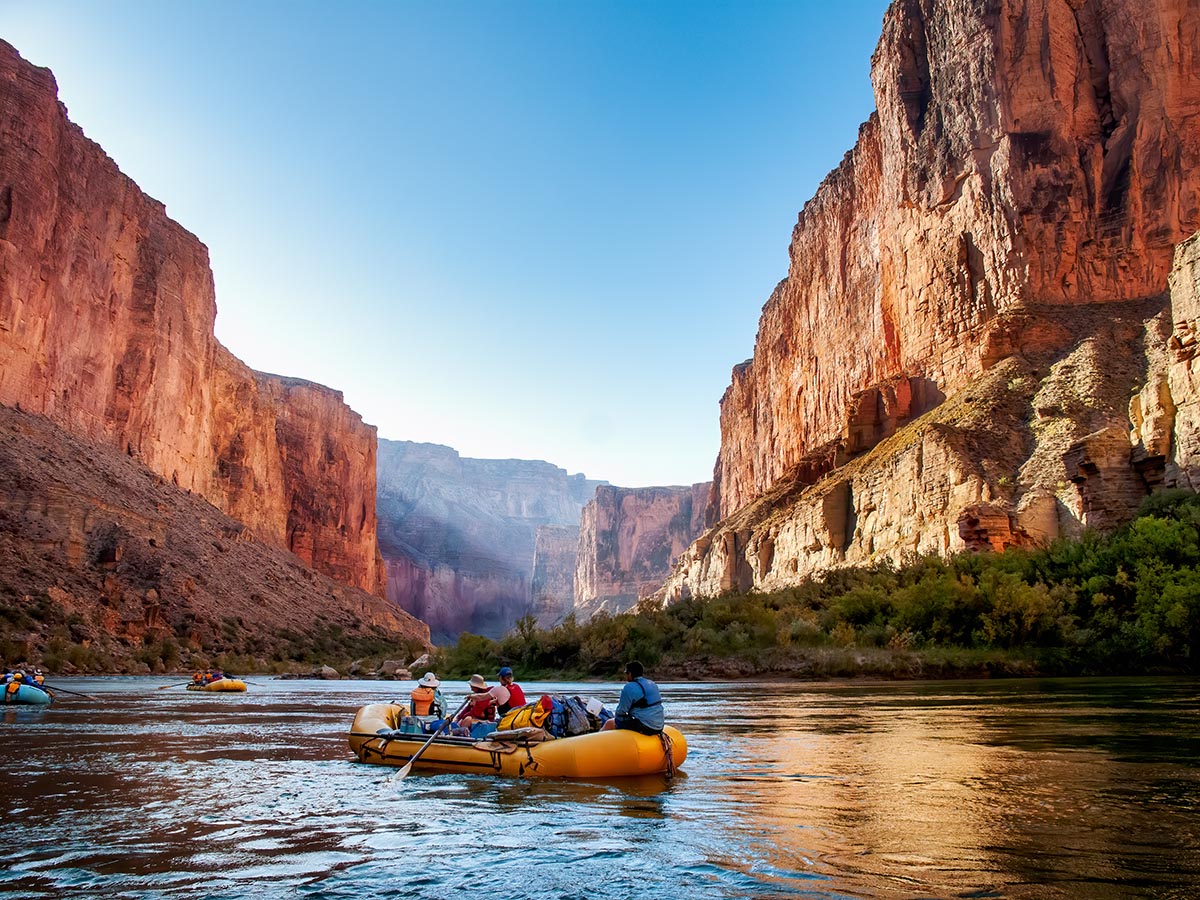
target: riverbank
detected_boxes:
[431,491,1200,682]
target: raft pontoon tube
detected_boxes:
[186,678,247,692]
[3,684,53,705]
[347,702,686,778]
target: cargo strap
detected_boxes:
[660,731,676,779]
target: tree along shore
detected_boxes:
[429,490,1200,682]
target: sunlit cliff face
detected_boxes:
[0,40,385,597]
[714,0,1200,521]
[663,0,1200,608]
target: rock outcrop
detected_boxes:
[0,405,428,671]
[377,440,603,641]
[575,483,710,618]
[1149,231,1200,487]
[0,40,384,595]
[665,0,1200,603]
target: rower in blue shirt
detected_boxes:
[602,660,664,735]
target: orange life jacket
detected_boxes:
[410,685,437,716]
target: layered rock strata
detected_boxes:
[0,40,384,595]
[0,405,428,669]
[715,0,1200,520]
[575,483,710,619]
[377,440,603,641]
[666,0,1200,603]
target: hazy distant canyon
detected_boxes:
[375,440,710,641]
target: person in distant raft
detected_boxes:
[496,666,525,715]
[601,660,664,735]
[409,672,445,717]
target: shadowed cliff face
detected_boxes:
[575,483,710,619]
[0,405,428,670]
[715,0,1200,520]
[668,0,1200,604]
[0,40,384,596]
[376,440,604,642]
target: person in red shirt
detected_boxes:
[497,667,525,715]
[456,674,505,726]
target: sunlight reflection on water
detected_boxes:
[1,676,1198,899]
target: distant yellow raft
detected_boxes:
[185,678,247,692]
[348,703,687,779]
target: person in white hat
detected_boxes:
[409,672,445,717]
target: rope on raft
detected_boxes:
[659,730,676,779]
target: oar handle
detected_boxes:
[40,683,100,700]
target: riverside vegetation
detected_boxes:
[0,601,427,677]
[431,490,1200,681]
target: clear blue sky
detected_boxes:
[3,0,890,487]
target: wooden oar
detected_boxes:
[393,698,471,782]
[41,683,100,701]
[157,681,193,690]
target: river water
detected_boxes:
[1,676,1197,899]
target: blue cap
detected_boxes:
[498,667,513,677]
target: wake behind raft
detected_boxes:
[347,703,687,779]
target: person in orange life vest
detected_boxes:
[455,674,509,726]
[409,672,445,717]
[496,667,525,715]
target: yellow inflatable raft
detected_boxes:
[185,678,247,692]
[348,703,687,779]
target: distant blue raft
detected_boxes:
[2,683,53,705]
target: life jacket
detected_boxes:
[630,677,661,709]
[496,699,550,731]
[462,692,494,721]
[499,683,526,714]
[410,685,438,716]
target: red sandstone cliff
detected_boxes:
[575,483,709,618]
[664,0,1200,603]
[715,0,1200,520]
[0,404,428,670]
[0,40,384,596]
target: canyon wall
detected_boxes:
[531,525,579,626]
[0,40,384,595]
[377,439,603,642]
[575,483,710,619]
[715,0,1200,520]
[666,0,1200,603]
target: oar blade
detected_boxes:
[394,761,413,781]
